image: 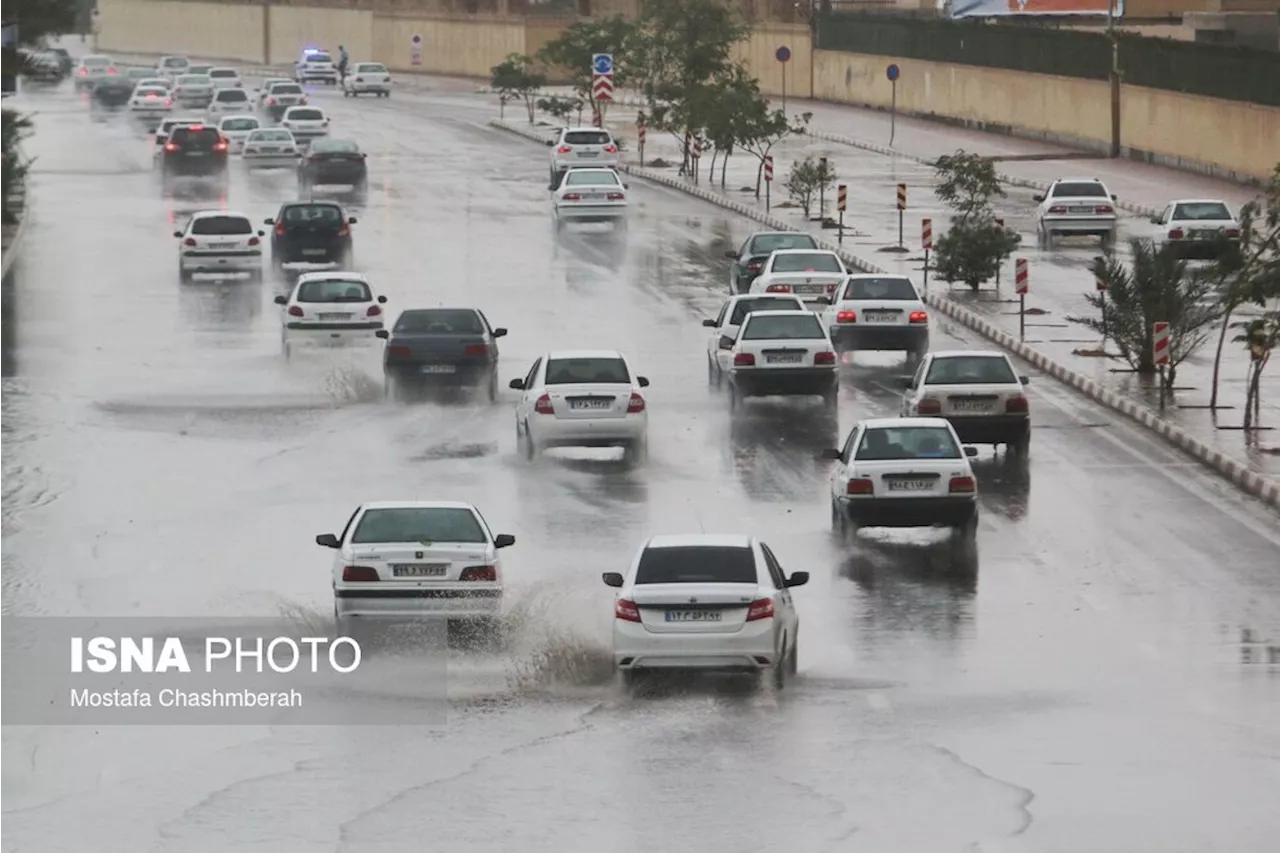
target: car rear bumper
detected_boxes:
[730,367,838,397]
[285,322,383,345]
[830,323,928,351]
[298,71,338,81]
[530,415,647,448]
[553,157,620,172]
[613,619,776,671]
[305,167,367,185]
[945,414,1029,444]
[243,154,299,168]
[555,203,627,221]
[839,495,977,528]
[334,586,502,619]
[181,251,262,271]
[1041,217,1116,236]
[386,363,493,385]
[347,82,390,92]
[1166,239,1238,260]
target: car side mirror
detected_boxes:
[264,218,274,225]
[377,295,387,303]
[173,230,183,238]
[1019,375,1029,385]
[637,376,650,388]
[347,216,357,224]
[315,533,340,548]
[724,251,737,259]
[492,328,508,338]
[1111,193,1118,201]
[545,139,554,146]
[147,128,156,134]
[1032,194,1045,202]
[602,572,624,588]
[814,295,831,305]
[702,318,717,327]
[899,377,914,389]
[494,534,516,549]
[375,329,389,339]
[820,448,841,460]
[257,230,265,237]
[509,378,524,390]
[964,446,978,458]
[785,571,809,588]
[273,295,287,305]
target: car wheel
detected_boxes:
[521,421,537,460]
[787,631,799,676]
[1010,428,1031,458]
[178,266,193,283]
[624,437,648,465]
[486,373,498,403]
[773,644,787,690]
[282,340,292,361]
[952,512,978,546]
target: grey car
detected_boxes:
[725,231,821,294]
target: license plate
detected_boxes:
[1069,206,1094,213]
[257,147,279,152]
[766,354,803,364]
[391,564,447,577]
[420,365,456,374]
[887,479,934,492]
[302,249,327,256]
[570,398,612,410]
[577,151,599,157]
[664,610,722,622]
[207,242,236,250]
[864,312,897,323]
[791,284,821,294]
[318,313,351,321]
[185,152,207,157]
[952,401,994,412]
[1190,230,1213,239]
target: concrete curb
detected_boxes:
[489,118,1279,510]
[1,193,31,279]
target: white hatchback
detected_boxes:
[207,67,242,89]
[216,115,261,153]
[343,62,392,97]
[281,106,330,148]
[206,87,253,118]
[510,349,650,462]
[318,501,514,628]
[816,274,929,359]
[749,248,848,307]
[900,350,1031,454]
[174,211,265,281]
[704,293,806,386]
[604,534,807,690]
[274,272,387,359]
[552,167,628,229]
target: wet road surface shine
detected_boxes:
[2,79,1279,852]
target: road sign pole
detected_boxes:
[1096,261,1108,347]
[895,184,906,249]
[1153,320,1171,409]
[775,46,791,115]
[764,155,773,213]
[995,217,1005,290]
[781,62,787,114]
[922,218,933,295]
[885,64,901,147]
[637,120,646,168]
[818,157,827,219]
[837,184,847,244]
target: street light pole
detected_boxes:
[1107,0,1121,158]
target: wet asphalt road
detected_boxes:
[3,76,1280,853]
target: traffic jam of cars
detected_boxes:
[56,48,1248,694]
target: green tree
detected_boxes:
[737,106,811,198]
[7,0,78,45]
[536,16,636,116]
[490,54,546,125]
[785,155,837,219]
[931,150,1020,290]
[2,110,34,225]
[536,94,584,125]
[1071,239,1221,388]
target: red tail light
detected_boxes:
[387,345,411,357]
[78,68,88,76]
[287,305,304,317]
[603,144,618,153]
[745,598,775,622]
[733,353,755,366]
[164,142,178,152]
[949,476,976,494]
[213,141,228,152]
[1095,205,1114,214]
[814,351,836,365]
[366,305,381,317]
[300,96,308,104]
[836,310,856,323]
[557,145,573,153]
[338,224,350,236]
[909,311,928,324]
[183,237,197,246]
[1225,228,1241,238]
[266,97,275,105]
[916,397,942,414]
[107,67,118,75]
[1048,205,1067,214]
[247,236,260,246]
[615,599,641,622]
[188,125,204,131]
[463,344,487,356]
[627,393,645,413]
[274,221,286,236]
[459,565,497,582]
[746,260,763,271]
[562,192,582,201]
[1005,395,1029,413]
[164,98,172,106]
[1168,228,1184,240]
[355,77,364,83]
[146,93,157,99]
[534,393,554,414]
[765,284,791,293]
[825,282,838,293]
[342,565,379,582]
[846,477,874,495]
[606,192,624,200]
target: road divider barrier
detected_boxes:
[487,118,1280,511]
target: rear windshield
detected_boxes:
[283,205,342,225]
[925,355,1017,385]
[843,277,917,301]
[741,314,825,340]
[160,121,194,134]
[288,108,323,120]
[1173,202,1232,221]
[1051,181,1108,198]
[748,233,817,256]
[169,128,220,148]
[350,508,485,544]
[356,63,387,73]
[729,297,803,325]
[296,279,371,303]
[307,54,333,64]
[162,58,188,67]
[83,57,111,67]
[127,69,151,78]
[635,546,757,584]
[191,216,251,235]
[249,130,293,143]
[770,252,842,273]
[177,75,209,85]
[188,66,213,75]
[135,88,168,98]
[395,310,484,334]
[312,139,358,153]
[563,130,611,145]
[221,117,259,131]
[210,69,237,78]
[270,83,303,95]
[565,171,620,186]
[215,89,249,102]
[139,79,170,88]
[855,426,961,461]
[544,357,630,385]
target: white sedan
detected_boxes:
[725,310,839,411]
[274,272,386,359]
[128,86,172,125]
[748,248,849,306]
[509,349,650,462]
[318,501,514,629]
[604,534,807,690]
[134,76,173,93]
[343,62,392,97]
[816,274,930,360]
[900,350,1031,455]
[281,106,330,148]
[174,211,265,282]
[241,128,301,169]
[1033,177,1119,248]
[552,167,628,230]
[207,67,242,89]
[704,293,805,386]
[206,87,254,118]
[257,77,293,105]
[216,115,261,153]
[1150,199,1241,260]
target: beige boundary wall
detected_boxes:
[97,0,1276,182]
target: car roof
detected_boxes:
[742,309,819,321]
[846,273,909,280]
[860,417,954,430]
[561,126,612,133]
[400,307,479,315]
[728,293,802,302]
[285,105,322,111]
[563,167,618,173]
[210,66,237,72]
[645,534,754,549]
[546,349,626,360]
[769,248,836,255]
[749,231,809,238]
[929,350,1011,360]
[1168,198,1230,206]
[218,115,259,123]
[295,271,369,283]
[1052,177,1109,185]
[359,500,477,511]
[191,210,251,220]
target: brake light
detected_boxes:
[836,310,856,323]
[342,565,378,582]
[247,236,260,246]
[274,222,286,236]
[1095,205,1114,215]
[164,142,178,151]
[557,145,573,153]
[1005,395,1029,413]
[188,124,203,131]
[949,476,976,494]
[615,599,641,622]
[287,305,304,317]
[562,192,582,201]
[534,394,554,414]
[300,96,308,104]
[733,353,755,366]
[355,77,363,83]
[1168,228,1184,240]
[107,67,117,75]
[814,351,836,365]
[78,68,88,76]
[183,237,197,246]
[746,260,762,271]
[909,311,928,324]
[459,565,497,582]
[387,345,411,357]
[163,98,172,106]
[745,599,775,621]
[826,282,838,293]
[603,144,618,153]
[146,93,157,99]
[765,284,791,293]
[627,393,645,413]
[1225,228,1241,238]
[846,477,874,495]
[213,141,228,152]
[462,344,487,356]
[266,97,275,105]
[366,305,382,317]
[338,224,350,236]
[916,397,942,414]
[606,192,624,200]
[1048,205,1067,214]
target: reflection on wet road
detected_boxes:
[2,74,1279,853]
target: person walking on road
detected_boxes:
[337,45,349,83]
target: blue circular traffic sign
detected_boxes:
[592,54,613,75]
[411,33,421,44]
[775,46,791,63]
[886,63,900,81]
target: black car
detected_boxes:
[159,124,229,185]
[725,231,821,293]
[266,202,355,269]
[297,138,368,198]
[377,308,507,401]
[90,77,135,111]
[49,48,74,76]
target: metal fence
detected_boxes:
[1118,34,1280,107]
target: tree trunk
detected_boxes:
[721,151,729,189]
[1208,302,1236,409]
[1243,362,1259,430]
[754,160,763,198]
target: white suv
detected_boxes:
[1033,177,1118,248]
[549,127,619,186]
[174,211,265,282]
[899,350,1031,455]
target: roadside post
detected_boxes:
[636,117,646,168]
[886,64,900,146]
[994,216,1005,288]
[410,33,422,67]
[1095,260,1108,346]
[922,218,933,294]
[1154,321,1171,410]
[691,137,701,183]
[837,184,847,244]
[818,157,828,219]
[775,46,791,114]
[591,53,613,125]
[764,155,774,213]
[1015,258,1028,341]
[896,183,906,249]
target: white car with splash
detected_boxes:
[748,249,849,307]
[552,167,628,230]
[274,272,387,359]
[816,274,930,360]
[343,62,392,97]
